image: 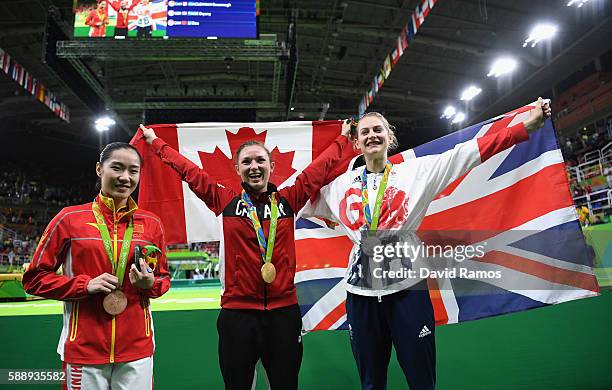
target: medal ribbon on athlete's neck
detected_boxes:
[361,162,392,231]
[92,201,134,288]
[241,191,279,266]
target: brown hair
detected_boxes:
[235,141,272,164]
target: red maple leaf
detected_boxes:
[198,127,297,194]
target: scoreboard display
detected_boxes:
[73,0,258,39]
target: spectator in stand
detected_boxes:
[577,206,591,227]
[604,167,612,189]
[573,184,585,198]
[580,132,589,149]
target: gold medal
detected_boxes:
[103,290,128,316]
[261,263,277,284]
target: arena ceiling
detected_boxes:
[1,0,611,149]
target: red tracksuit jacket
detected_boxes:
[108,0,138,29]
[151,134,352,310]
[22,195,170,364]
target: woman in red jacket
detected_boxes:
[140,122,352,390]
[85,1,109,37]
[23,142,170,390]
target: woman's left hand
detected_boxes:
[524,97,552,133]
[129,259,155,289]
[341,119,352,138]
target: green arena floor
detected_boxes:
[1,286,611,389]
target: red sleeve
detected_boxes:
[142,217,170,298]
[22,209,91,301]
[150,137,233,215]
[108,1,120,11]
[129,0,141,11]
[477,122,528,162]
[84,12,96,27]
[279,135,352,211]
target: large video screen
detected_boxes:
[73,0,258,39]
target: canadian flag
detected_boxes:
[131,120,348,244]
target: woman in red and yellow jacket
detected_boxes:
[23,142,170,390]
[85,1,109,37]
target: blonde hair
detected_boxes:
[356,112,399,151]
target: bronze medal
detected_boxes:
[261,263,277,284]
[103,290,128,316]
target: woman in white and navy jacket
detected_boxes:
[304,99,551,390]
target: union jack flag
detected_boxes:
[296,102,599,331]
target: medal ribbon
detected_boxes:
[361,162,392,231]
[241,190,278,265]
[92,201,134,288]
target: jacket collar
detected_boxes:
[240,182,278,202]
[96,193,138,222]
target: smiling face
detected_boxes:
[235,144,275,194]
[96,148,141,205]
[355,115,392,160]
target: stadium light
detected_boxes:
[441,106,456,119]
[95,116,115,132]
[452,112,466,124]
[460,86,482,101]
[567,0,590,7]
[487,57,518,78]
[523,23,558,48]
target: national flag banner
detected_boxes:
[30,77,38,96]
[390,46,402,66]
[358,99,367,116]
[1,50,11,73]
[131,121,355,244]
[132,102,599,333]
[25,73,34,93]
[407,16,417,39]
[375,71,385,90]
[11,62,22,84]
[37,85,45,102]
[296,101,599,331]
[0,48,5,70]
[358,0,434,114]
[414,2,426,27]
[0,47,70,122]
[399,29,409,51]
[383,55,392,78]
